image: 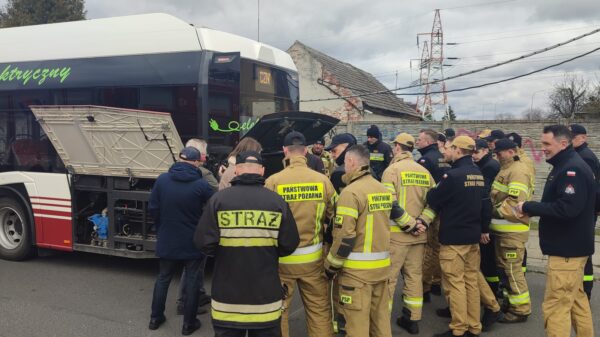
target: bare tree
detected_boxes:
[582,79,600,115]
[495,112,515,120]
[522,107,546,120]
[548,73,588,118]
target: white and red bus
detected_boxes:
[0,13,301,260]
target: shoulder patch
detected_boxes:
[567,171,576,177]
[443,173,448,179]
[419,159,426,163]
[565,184,575,194]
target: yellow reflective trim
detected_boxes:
[331,192,339,205]
[522,266,527,273]
[485,276,500,283]
[314,202,324,245]
[395,211,411,226]
[508,182,530,197]
[584,275,594,281]
[276,182,324,202]
[344,257,391,269]
[219,237,278,247]
[383,183,396,193]
[211,309,281,323]
[492,181,508,193]
[490,223,529,232]
[364,214,373,253]
[279,248,322,264]
[508,291,530,305]
[367,193,393,212]
[403,296,423,308]
[370,153,385,161]
[422,208,436,220]
[401,186,407,209]
[400,171,430,187]
[326,253,344,268]
[217,210,282,229]
[337,206,358,219]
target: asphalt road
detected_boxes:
[0,251,598,337]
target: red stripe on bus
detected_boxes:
[33,209,72,217]
[30,196,72,202]
[31,202,72,207]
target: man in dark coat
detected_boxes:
[148,146,214,335]
[364,124,393,181]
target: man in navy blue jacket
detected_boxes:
[148,146,214,335]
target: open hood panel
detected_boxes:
[29,105,183,179]
[243,111,339,152]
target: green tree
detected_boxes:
[442,105,457,121]
[0,0,86,28]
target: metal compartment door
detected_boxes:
[29,105,184,179]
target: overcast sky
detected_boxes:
[3,0,599,119]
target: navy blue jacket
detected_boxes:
[476,152,500,195]
[149,161,214,259]
[575,142,600,183]
[427,155,492,245]
[417,143,451,183]
[364,139,393,181]
[523,146,596,257]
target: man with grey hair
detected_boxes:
[186,138,218,192]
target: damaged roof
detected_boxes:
[291,41,420,119]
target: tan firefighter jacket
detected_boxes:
[324,166,415,283]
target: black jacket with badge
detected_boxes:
[476,152,500,195]
[522,146,595,257]
[417,143,451,183]
[194,173,299,329]
[575,142,600,183]
[364,139,393,181]
[426,155,492,245]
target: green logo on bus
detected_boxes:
[209,118,259,133]
[0,64,71,86]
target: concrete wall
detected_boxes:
[335,118,600,203]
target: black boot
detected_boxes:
[423,291,431,303]
[481,308,501,331]
[431,284,442,296]
[182,318,201,335]
[436,307,451,318]
[397,309,419,335]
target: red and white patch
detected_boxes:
[567,171,576,177]
[419,159,426,163]
[565,184,575,194]
[443,173,448,179]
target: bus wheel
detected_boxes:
[0,197,33,261]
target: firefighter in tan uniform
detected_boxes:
[311,138,336,178]
[265,131,337,337]
[489,139,533,323]
[381,133,436,335]
[324,145,417,337]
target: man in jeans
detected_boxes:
[148,146,214,335]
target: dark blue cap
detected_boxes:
[569,124,587,136]
[493,138,517,153]
[444,128,455,138]
[325,133,357,151]
[179,146,201,161]
[506,132,522,147]
[236,150,263,165]
[484,129,505,142]
[475,139,488,150]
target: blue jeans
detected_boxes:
[151,258,204,324]
[177,257,208,304]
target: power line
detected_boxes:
[396,46,600,96]
[300,27,600,102]
[453,26,600,44]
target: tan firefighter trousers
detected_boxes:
[388,241,425,320]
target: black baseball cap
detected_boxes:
[570,124,587,136]
[506,132,522,148]
[484,129,505,142]
[283,131,306,146]
[475,139,489,150]
[325,133,357,151]
[314,137,325,145]
[437,133,446,142]
[236,151,263,165]
[493,138,517,153]
[444,128,456,138]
